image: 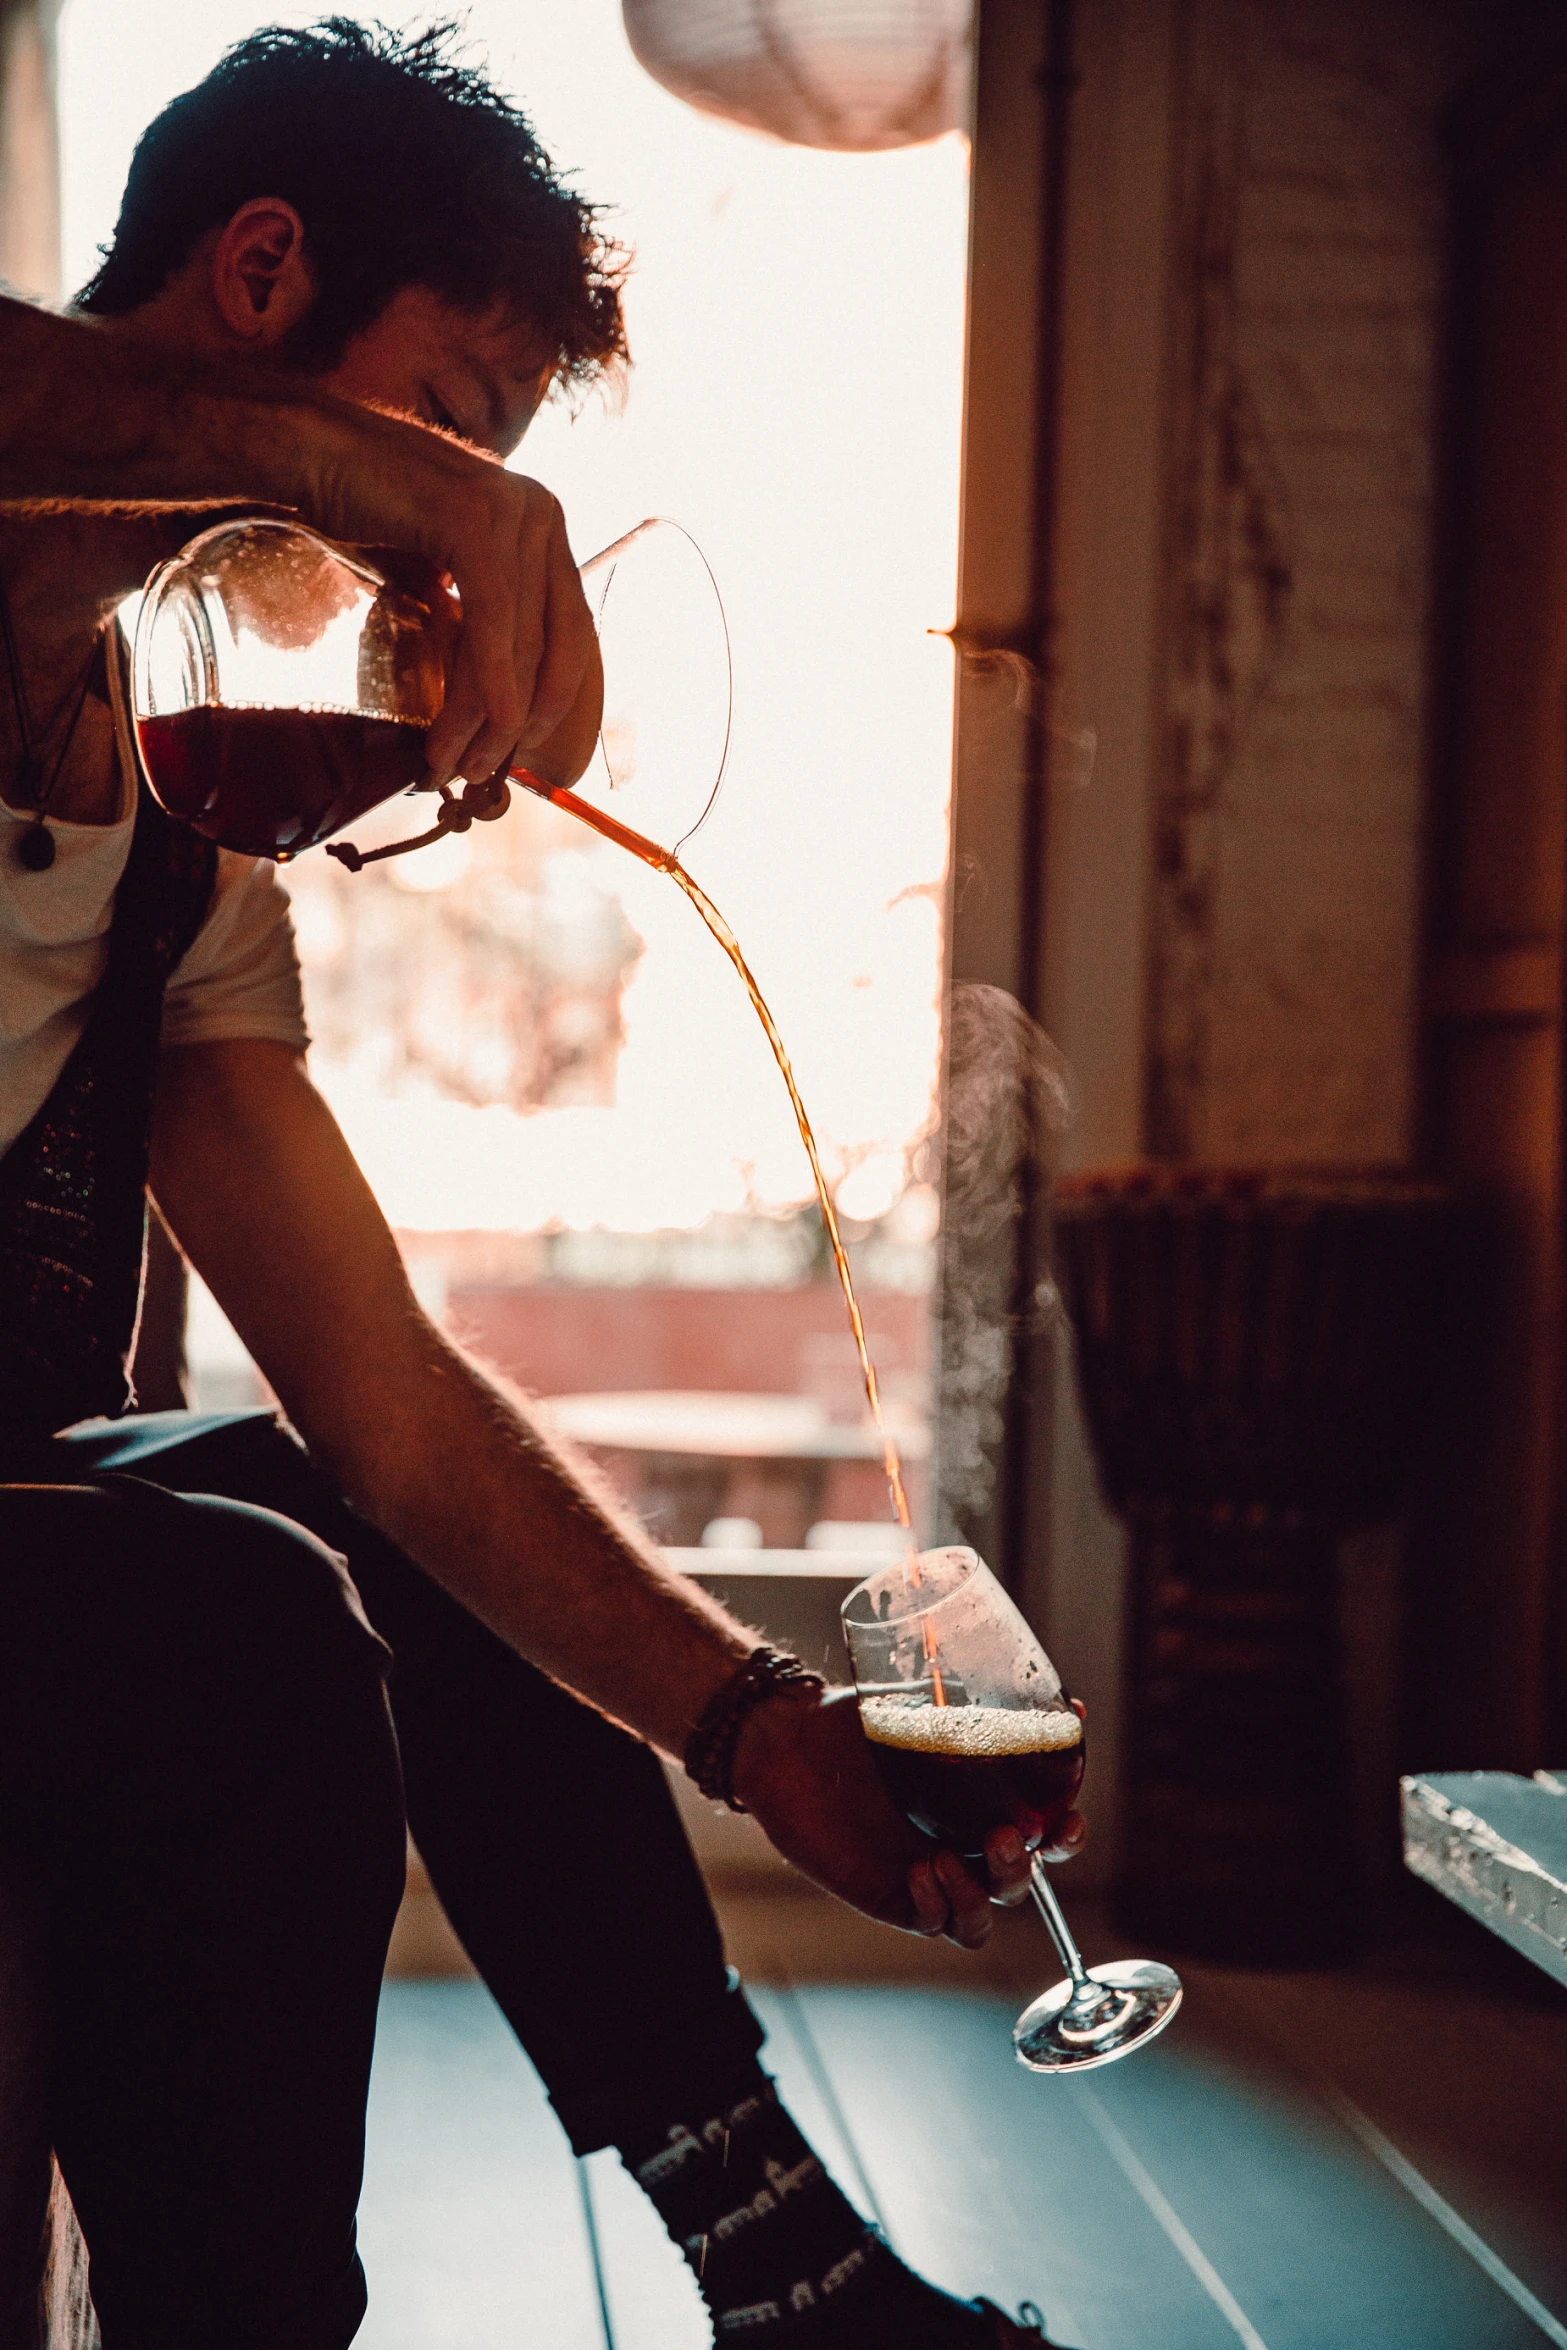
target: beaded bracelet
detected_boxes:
[684,1645,825,1812]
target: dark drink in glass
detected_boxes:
[861,1696,1085,1857]
[845,1549,1181,2070]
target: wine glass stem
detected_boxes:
[1029,1856,1092,1988]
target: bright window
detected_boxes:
[60,1,970,1537]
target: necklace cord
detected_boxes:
[0,569,107,828]
[0,569,35,774]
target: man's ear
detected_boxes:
[209,197,316,346]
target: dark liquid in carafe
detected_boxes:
[137,707,429,860]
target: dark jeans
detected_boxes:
[7,1409,762,2344]
[0,1468,404,2350]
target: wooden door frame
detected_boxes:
[1421,3,1567,1764]
[935,0,1072,1589]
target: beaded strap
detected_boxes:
[685,1646,825,1813]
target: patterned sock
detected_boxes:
[620,2070,996,2343]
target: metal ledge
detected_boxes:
[1402,1770,1567,1988]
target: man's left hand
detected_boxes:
[728,1685,1084,1948]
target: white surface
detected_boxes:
[667,1547,879,1581]
[701,1514,764,1547]
[546,1389,929,1460]
[805,1519,911,1553]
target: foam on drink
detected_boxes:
[860,1700,1082,1757]
[859,1697,1085,1856]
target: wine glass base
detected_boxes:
[1013,1958,1182,2073]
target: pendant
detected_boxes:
[16,820,54,871]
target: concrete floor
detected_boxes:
[363,1872,1567,2349]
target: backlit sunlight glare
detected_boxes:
[61,0,968,1242]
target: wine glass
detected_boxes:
[842,1546,1181,2072]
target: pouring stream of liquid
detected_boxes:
[518,770,942,1686]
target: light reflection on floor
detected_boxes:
[358,1929,1567,2350]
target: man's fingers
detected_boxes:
[1037,1808,1088,1864]
[910,1816,1088,1943]
[427,704,521,795]
[426,475,569,788]
[453,711,525,792]
[934,1851,993,1949]
[505,484,557,751]
[908,1858,948,1937]
[984,1824,1033,1907]
[518,513,595,752]
[426,604,526,790]
[423,674,481,790]
[424,536,525,788]
[907,1852,996,1949]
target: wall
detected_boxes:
[1143,0,1469,1167]
[988,0,1479,1878]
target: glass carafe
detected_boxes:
[129,515,730,866]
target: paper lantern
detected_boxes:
[622,1,971,153]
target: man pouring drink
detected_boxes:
[0,20,1112,2346]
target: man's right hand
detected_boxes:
[0,299,598,794]
[364,460,598,793]
[279,380,598,794]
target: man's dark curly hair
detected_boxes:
[75,17,628,393]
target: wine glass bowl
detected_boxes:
[842,1547,1181,2074]
[843,1546,1084,1857]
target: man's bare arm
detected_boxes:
[148,1038,1033,1942]
[0,295,588,787]
[147,1033,746,1755]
